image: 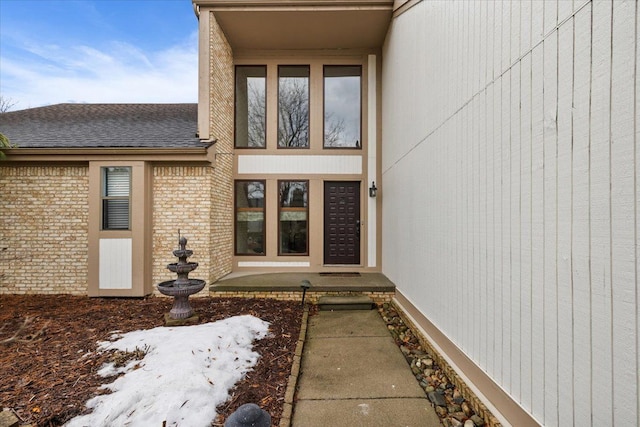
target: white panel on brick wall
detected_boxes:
[99,238,132,289]
[237,155,361,175]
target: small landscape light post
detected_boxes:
[300,279,311,307]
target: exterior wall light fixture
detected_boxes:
[369,181,377,198]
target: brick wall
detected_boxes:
[0,165,89,294]
[152,165,212,296]
[208,12,234,281]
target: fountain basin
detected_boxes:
[158,279,206,295]
[173,249,193,258]
[167,262,199,274]
[157,279,206,319]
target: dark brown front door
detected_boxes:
[324,181,361,265]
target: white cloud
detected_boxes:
[0,31,198,110]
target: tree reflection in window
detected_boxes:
[235,66,266,148]
[278,66,310,148]
[279,181,308,255]
[235,181,265,255]
[324,66,361,148]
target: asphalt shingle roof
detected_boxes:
[0,103,203,149]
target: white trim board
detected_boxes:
[237,155,362,175]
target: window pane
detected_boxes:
[104,167,130,196]
[102,167,131,230]
[278,66,310,148]
[279,181,308,254]
[103,199,130,230]
[235,66,266,148]
[324,66,361,148]
[235,181,265,255]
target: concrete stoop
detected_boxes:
[317,295,375,310]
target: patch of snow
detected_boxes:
[65,315,270,427]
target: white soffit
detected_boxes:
[238,155,362,175]
[194,1,393,50]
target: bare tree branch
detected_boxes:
[1,317,50,345]
[0,96,17,113]
[247,85,266,147]
[277,79,310,148]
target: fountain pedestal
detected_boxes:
[157,236,206,326]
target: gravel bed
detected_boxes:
[378,303,496,427]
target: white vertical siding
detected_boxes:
[542,29,559,427]
[589,2,613,425]
[501,66,512,393]
[636,0,640,423]
[530,41,545,420]
[556,19,573,427]
[520,50,532,411]
[510,59,521,399]
[382,1,639,425]
[572,7,592,426]
[610,2,638,425]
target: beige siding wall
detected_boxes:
[152,165,213,296]
[0,165,89,294]
[208,12,234,281]
[382,1,638,426]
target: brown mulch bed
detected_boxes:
[0,295,303,426]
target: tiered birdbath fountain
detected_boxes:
[157,234,206,326]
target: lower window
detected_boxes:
[235,181,265,255]
[279,181,308,255]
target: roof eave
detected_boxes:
[194,0,394,9]
[0,146,216,164]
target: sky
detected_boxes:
[0,0,198,111]
[66,315,270,427]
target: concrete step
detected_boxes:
[317,295,375,311]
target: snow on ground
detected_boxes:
[65,315,270,427]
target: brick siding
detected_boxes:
[208,11,235,281]
[0,165,89,294]
[152,165,213,296]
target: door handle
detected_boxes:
[355,220,361,239]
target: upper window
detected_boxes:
[278,65,310,148]
[235,66,267,148]
[101,167,131,230]
[235,180,265,255]
[278,181,308,255]
[324,65,361,148]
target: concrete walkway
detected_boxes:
[291,310,441,427]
